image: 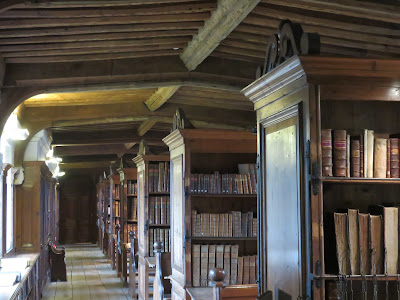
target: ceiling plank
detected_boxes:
[125,142,137,149]
[0,22,203,38]
[59,161,114,170]
[0,36,191,52]
[25,0,202,8]
[0,13,211,29]
[180,0,260,71]
[144,86,180,111]
[54,144,137,156]
[137,117,167,136]
[264,0,400,24]
[0,29,197,45]
[2,2,216,18]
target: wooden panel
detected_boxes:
[137,167,146,255]
[264,112,302,299]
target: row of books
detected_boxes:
[191,211,256,237]
[334,206,400,275]
[126,224,138,243]
[114,185,120,199]
[127,180,137,195]
[148,228,170,256]
[322,129,400,178]
[149,162,170,193]
[149,196,170,225]
[192,244,257,287]
[128,197,137,221]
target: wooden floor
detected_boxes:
[42,244,130,300]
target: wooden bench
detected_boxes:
[153,241,171,300]
[48,243,67,282]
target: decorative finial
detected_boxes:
[258,19,320,77]
[209,268,226,288]
[138,139,153,155]
[153,241,164,253]
[172,108,194,131]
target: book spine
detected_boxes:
[192,244,200,287]
[373,138,387,178]
[351,139,360,178]
[366,130,374,178]
[390,138,399,178]
[333,130,347,177]
[322,129,333,177]
[223,245,231,286]
[200,245,209,286]
[387,139,391,178]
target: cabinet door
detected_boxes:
[261,105,303,299]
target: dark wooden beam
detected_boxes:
[144,86,180,111]
[0,13,211,29]
[25,0,202,8]
[1,2,216,18]
[53,144,138,156]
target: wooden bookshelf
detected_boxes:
[96,176,110,257]
[242,53,400,299]
[163,129,257,300]
[132,154,170,300]
[117,168,137,283]
[109,174,120,271]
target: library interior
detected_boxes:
[0,1,399,299]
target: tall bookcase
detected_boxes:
[132,154,170,300]
[109,174,121,270]
[117,168,138,282]
[96,177,110,256]
[163,129,257,300]
[242,55,400,299]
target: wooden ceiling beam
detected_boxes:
[3,43,187,58]
[0,36,191,52]
[5,50,182,63]
[0,29,197,45]
[180,0,260,71]
[0,22,203,38]
[24,0,201,8]
[254,5,400,37]
[0,13,211,29]
[144,86,180,111]
[59,161,114,170]
[1,2,216,18]
[0,0,24,14]
[137,117,163,136]
[53,144,137,156]
[263,0,400,24]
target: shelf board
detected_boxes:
[322,177,400,184]
[190,194,257,198]
[127,194,137,197]
[190,237,256,241]
[323,274,400,281]
[127,220,137,223]
[149,224,170,228]
[115,198,120,201]
[149,192,169,196]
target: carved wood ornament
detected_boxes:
[172,108,194,131]
[259,19,320,77]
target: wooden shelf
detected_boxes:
[127,194,137,197]
[149,224,170,228]
[190,237,257,241]
[323,274,400,281]
[149,192,169,196]
[322,177,400,184]
[190,194,257,198]
[127,219,137,223]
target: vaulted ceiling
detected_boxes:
[1,0,399,173]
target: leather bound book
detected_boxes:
[216,245,224,269]
[219,214,225,237]
[348,209,360,275]
[248,212,253,237]
[390,138,400,178]
[358,213,370,275]
[160,196,165,224]
[237,256,244,285]
[360,134,364,177]
[192,245,201,287]
[155,197,160,225]
[351,139,360,177]
[373,138,387,178]
[366,130,374,178]
[369,215,383,274]
[223,245,231,286]
[208,245,216,286]
[333,130,347,177]
[230,245,239,285]
[200,245,209,287]
[387,139,391,178]
[346,134,350,177]
[321,129,333,177]
[191,210,197,236]
[249,256,256,284]
[241,212,248,237]
[166,197,170,224]
[334,213,350,274]
[243,256,250,284]
[383,207,398,274]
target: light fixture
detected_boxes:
[56,172,65,177]
[173,48,179,50]
[2,113,29,141]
